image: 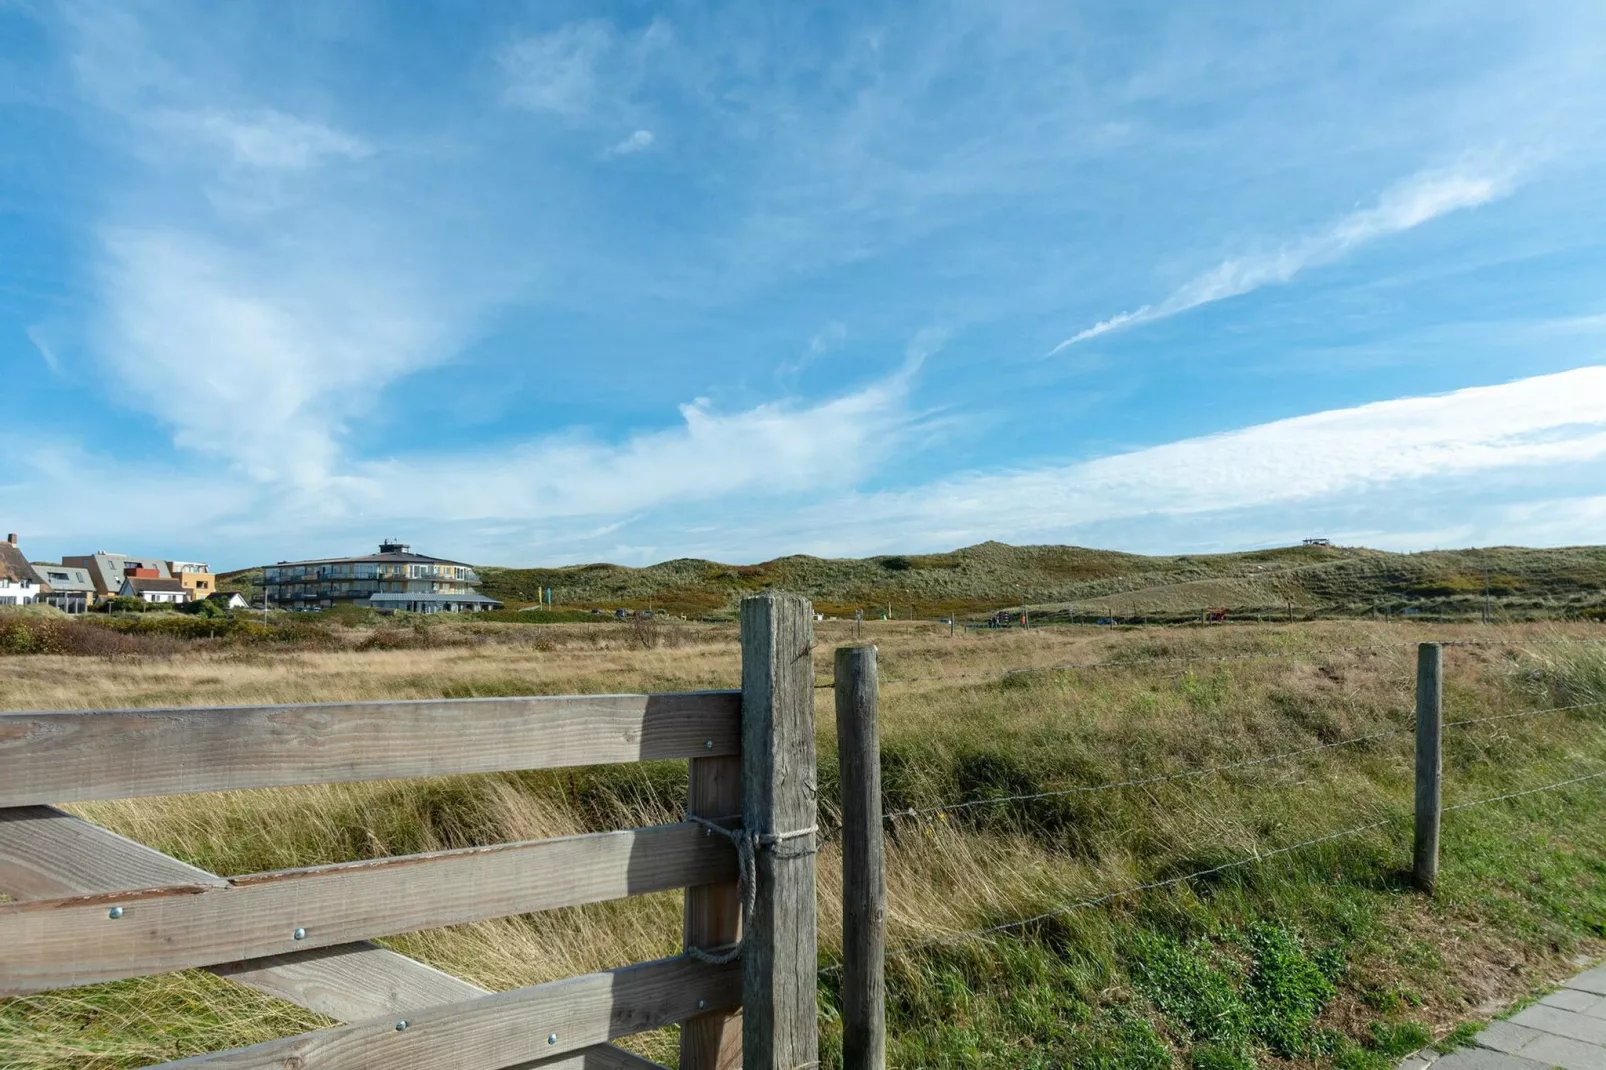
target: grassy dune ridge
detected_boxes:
[474,542,1606,620]
[213,541,1606,622]
[2,619,1606,1068]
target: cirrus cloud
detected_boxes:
[1051,168,1511,352]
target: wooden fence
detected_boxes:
[0,591,820,1070]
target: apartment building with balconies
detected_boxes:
[261,540,502,613]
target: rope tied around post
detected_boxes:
[685,814,819,965]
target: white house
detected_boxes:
[119,576,190,604]
[206,591,250,610]
[0,534,43,607]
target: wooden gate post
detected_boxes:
[682,748,744,1069]
[740,592,819,1070]
[1414,642,1443,894]
[835,644,886,1070]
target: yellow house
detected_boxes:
[167,560,217,601]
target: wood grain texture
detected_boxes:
[211,944,487,1021]
[739,592,819,1070]
[146,955,740,1070]
[514,1047,669,1070]
[680,755,744,1070]
[0,804,492,1021]
[1413,642,1443,895]
[1,821,737,995]
[0,804,224,898]
[0,690,741,805]
[834,644,886,1070]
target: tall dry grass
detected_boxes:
[3,619,1605,1067]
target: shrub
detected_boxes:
[0,616,187,658]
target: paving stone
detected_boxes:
[1545,989,1606,1014]
[1424,962,1606,1070]
[1427,1047,1552,1069]
[1517,1031,1606,1070]
[1477,1020,1547,1054]
[1510,1003,1606,1045]
[1565,967,1606,996]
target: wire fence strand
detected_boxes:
[820,758,1606,977]
[820,818,1395,976]
[870,698,1603,830]
[1444,767,1606,811]
[884,726,1413,826]
[813,634,1604,690]
[821,643,1407,689]
[1443,699,1603,730]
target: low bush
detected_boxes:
[0,612,354,656]
[0,616,184,658]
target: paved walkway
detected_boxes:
[1403,964,1606,1070]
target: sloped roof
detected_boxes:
[31,565,96,593]
[124,577,188,594]
[0,542,38,585]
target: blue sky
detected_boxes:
[3,1,1605,571]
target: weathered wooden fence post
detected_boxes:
[835,643,886,1070]
[1414,641,1443,894]
[682,748,744,1069]
[741,592,819,1070]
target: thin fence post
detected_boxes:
[1414,642,1443,894]
[682,750,743,1069]
[740,592,819,1070]
[835,644,886,1070]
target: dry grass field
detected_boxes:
[4,616,1606,1068]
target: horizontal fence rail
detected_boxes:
[0,690,741,805]
[0,804,497,1023]
[157,955,741,1070]
[0,820,737,995]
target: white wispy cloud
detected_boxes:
[97,228,458,484]
[12,364,1604,567]
[343,368,918,522]
[1050,169,1511,352]
[499,20,619,117]
[25,325,59,373]
[603,129,654,157]
[163,107,370,170]
[5,364,924,564]
[776,365,1606,553]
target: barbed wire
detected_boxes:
[819,817,1395,976]
[1442,637,1606,649]
[820,757,1606,977]
[1444,767,1606,811]
[814,643,1409,689]
[1444,699,1603,730]
[883,726,1412,826]
[853,700,1602,831]
[813,635,1605,690]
